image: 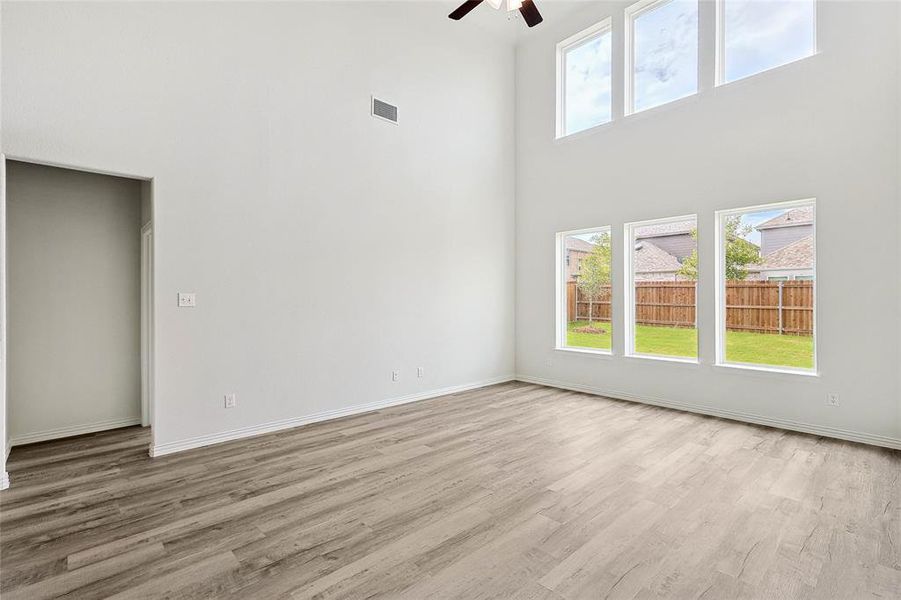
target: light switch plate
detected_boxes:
[178,292,196,308]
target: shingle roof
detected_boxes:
[758,235,814,270]
[634,220,694,238]
[565,237,595,253]
[755,206,814,230]
[634,240,682,273]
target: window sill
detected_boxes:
[555,346,614,357]
[555,119,614,143]
[715,362,819,378]
[624,353,699,365]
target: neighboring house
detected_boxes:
[564,237,594,282]
[749,235,815,281]
[748,207,815,280]
[633,240,686,281]
[634,221,695,261]
[755,206,814,256]
[632,220,696,281]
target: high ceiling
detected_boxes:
[438,0,590,43]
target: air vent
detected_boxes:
[371,97,398,124]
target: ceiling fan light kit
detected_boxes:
[448,0,543,28]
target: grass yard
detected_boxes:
[566,321,814,368]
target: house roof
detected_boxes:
[757,235,814,271]
[634,240,682,273]
[634,220,694,238]
[565,237,595,253]
[755,206,814,230]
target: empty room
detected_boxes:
[0,1,898,598]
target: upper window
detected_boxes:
[718,0,816,84]
[626,0,699,114]
[558,227,613,353]
[715,200,816,372]
[557,20,613,137]
[625,216,698,361]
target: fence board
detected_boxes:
[567,280,813,335]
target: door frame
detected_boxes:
[0,155,156,489]
[141,223,154,428]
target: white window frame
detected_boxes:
[623,214,699,363]
[624,0,699,115]
[556,226,613,355]
[715,0,818,86]
[714,199,817,376]
[556,18,613,139]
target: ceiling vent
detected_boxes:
[371,97,398,124]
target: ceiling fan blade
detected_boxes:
[449,0,484,20]
[518,0,543,27]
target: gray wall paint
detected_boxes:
[759,224,813,256]
[6,161,142,441]
[516,0,900,441]
[0,2,515,450]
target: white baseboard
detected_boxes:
[149,375,515,458]
[1,471,9,491]
[9,416,142,447]
[516,374,901,451]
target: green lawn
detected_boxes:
[565,321,813,368]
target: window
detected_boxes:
[558,227,613,352]
[557,19,613,137]
[626,0,699,114]
[718,0,816,84]
[715,200,816,372]
[625,216,698,360]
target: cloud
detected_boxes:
[633,0,698,111]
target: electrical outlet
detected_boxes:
[417,367,424,378]
[224,393,237,409]
[826,392,839,407]
[178,292,196,308]
[392,370,399,382]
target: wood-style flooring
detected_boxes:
[1,382,899,599]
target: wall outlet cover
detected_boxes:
[224,393,237,408]
[178,292,196,308]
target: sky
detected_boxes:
[724,0,816,83]
[564,0,816,130]
[737,208,785,245]
[565,31,612,135]
[633,0,698,112]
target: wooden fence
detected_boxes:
[567,280,813,335]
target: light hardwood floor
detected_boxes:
[1,382,899,599]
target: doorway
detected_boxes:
[3,160,153,460]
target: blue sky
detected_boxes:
[738,208,785,245]
[565,0,815,127]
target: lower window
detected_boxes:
[625,216,698,360]
[716,200,816,371]
[559,227,612,352]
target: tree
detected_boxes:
[576,232,612,324]
[677,216,759,280]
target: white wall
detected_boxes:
[515,1,901,443]
[1,2,516,453]
[6,161,143,443]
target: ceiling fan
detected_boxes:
[449,0,544,28]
